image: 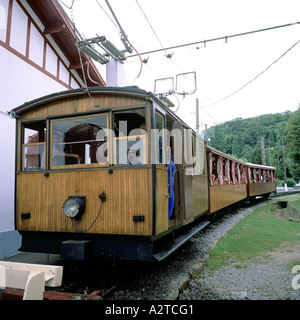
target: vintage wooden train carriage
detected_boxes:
[246,163,276,199]
[206,146,248,213]
[12,86,209,261]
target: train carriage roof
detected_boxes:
[11,86,150,115]
[207,145,276,170]
[11,86,206,142]
[206,145,247,165]
[11,86,184,124]
[246,162,276,170]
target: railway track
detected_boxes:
[2,190,299,300]
[56,190,300,300]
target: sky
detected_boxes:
[60,0,300,133]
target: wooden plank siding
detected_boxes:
[209,184,247,214]
[155,166,169,235]
[248,182,276,197]
[16,167,153,236]
[15,89,211,247]
[192,175,209,217]
[22,94,147,120]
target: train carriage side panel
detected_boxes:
[155,166,169,235]
[247,163,276,198]
[192,136,209,217]
[14,88,168,261]
[207,146,247,214]
[16,168,153,236]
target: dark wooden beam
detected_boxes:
[44,23,65,34]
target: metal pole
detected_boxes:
[104,0,132,53]
[261,137,266,165]
[196,98,199,136]
[282,138,287,191]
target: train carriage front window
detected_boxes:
[22,121,46,170]
[113,108,147,165]
[51,114,108,168]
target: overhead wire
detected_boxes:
[64,1,99,107]
[135,0,168,56]
[127,38,143,84]
[134,0,197,111]
[127,21,300,58]
[94,0,143,82]
[202,37,300,108]
[95,0,120,32]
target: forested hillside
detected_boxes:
[207,110,299,185]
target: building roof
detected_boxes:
[27,0,105,86]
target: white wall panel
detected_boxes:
[71,76,80,89]
[29,22,44,67]
[59,60,69,85]
[0,0,9,42]
[9,1,27,55]
[0,46,73,233]
[45,43,57,76]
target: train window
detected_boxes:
[22,121,46,170]
[236,163,241,184]
[217,156,224,185]
[209,153,214,185]
[254,168,258,183]
[242,165,247,184]
[153,111,165,164]
[271,170,274,182]
[50,114,108,168]
[198,139,205,175]
[183,127,193,167]
[231,162,237,184]
[113,108,147,165]
[225,159,231,184]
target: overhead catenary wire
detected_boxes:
[127,21,300,58]
[66,2,99,108]
[127,37,143,84]
[95,0,120,32]
[202,37,300,107]
[135,0,168,56]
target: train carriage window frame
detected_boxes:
[113,135,147,165]
[50,113,109,169]
[112,107,147,166]
[21,121,46,171]
[153,109,166,165]
[198,138,206,175]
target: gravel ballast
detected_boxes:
[110,201,300,300]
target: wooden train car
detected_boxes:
[12,86,276,262]
[12,86,209,262]
[207,146,248,213]
[247,163,276,200]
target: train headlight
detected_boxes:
[63,196,86,219]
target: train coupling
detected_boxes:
[60,240,91,260]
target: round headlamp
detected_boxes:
[63,196,86,219]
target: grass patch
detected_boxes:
[290,199,300,210]
[206,203,300,270]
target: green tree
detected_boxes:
[285,106,300,179]
[208,111,294,179]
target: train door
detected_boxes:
[166,115,181,224]
[153,106,169,234]
[183,126,194,224]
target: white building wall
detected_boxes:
[0,0,82,257]
[0,0,9,42]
